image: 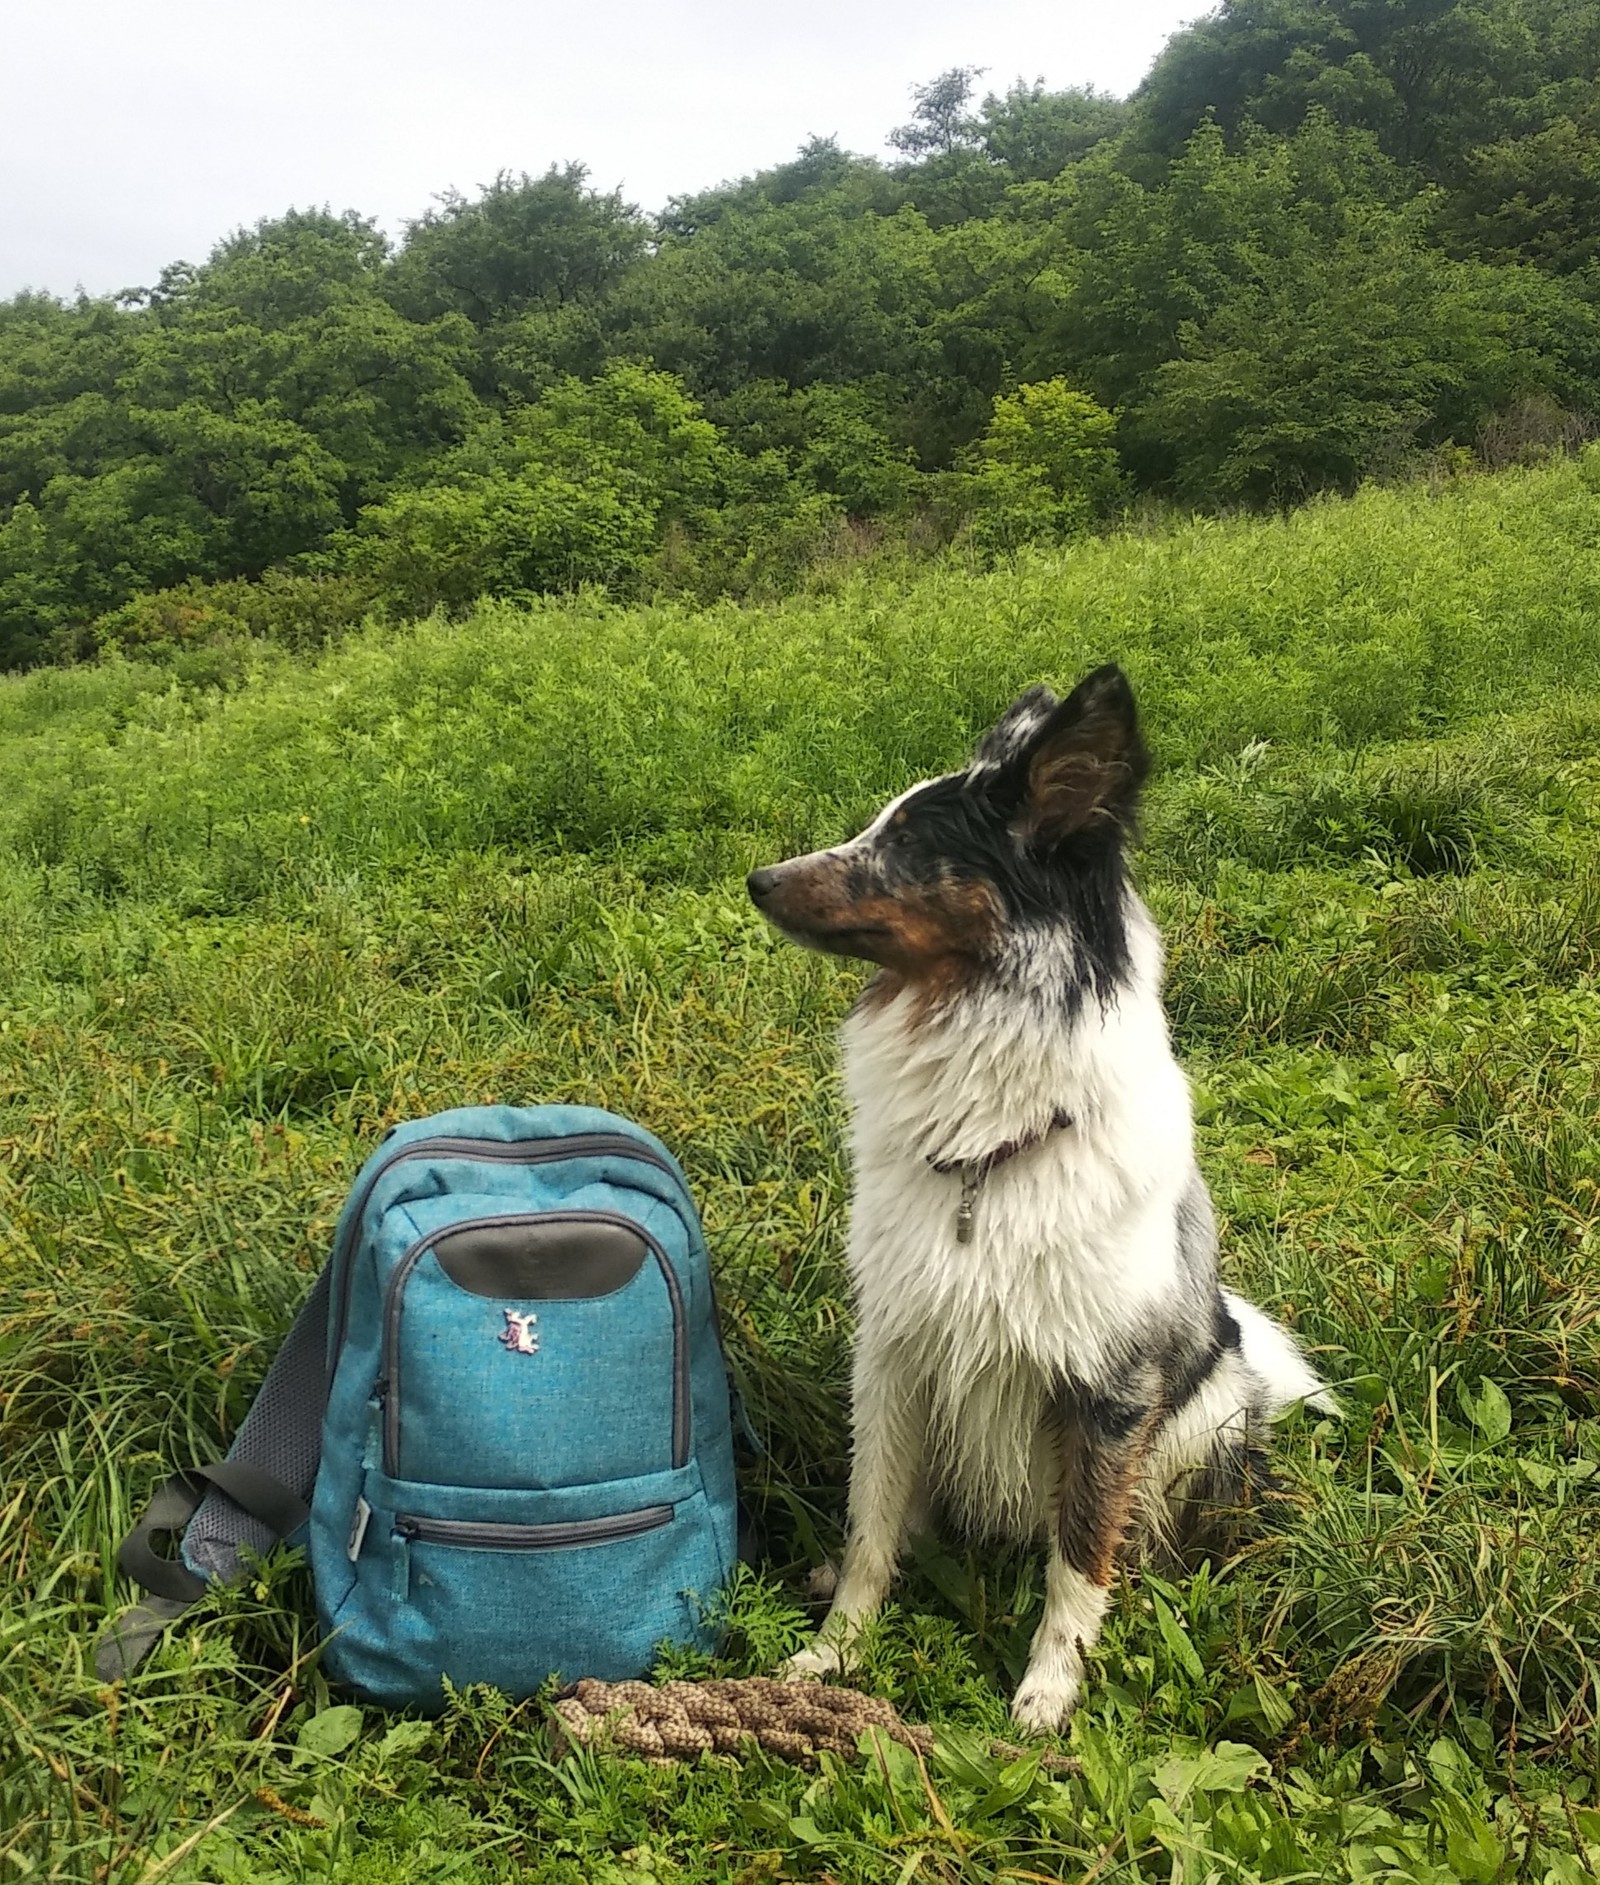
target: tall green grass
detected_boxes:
[9,462,1600,904]
[3,461,1599,1880]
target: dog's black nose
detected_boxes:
[746,866,781,905]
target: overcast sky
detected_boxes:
[4,0,1202,301]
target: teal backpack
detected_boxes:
[98,1106,743,1708]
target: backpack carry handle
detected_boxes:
[96,1462,313,1680]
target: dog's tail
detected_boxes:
[1142,1295,1335,1566]
[1224,1291,1338,1418]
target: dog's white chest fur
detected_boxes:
[841,905,1194,1529]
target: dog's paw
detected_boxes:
[1009,1670,1080,1736]
[780,1637,853,1682]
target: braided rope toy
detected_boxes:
[548,1676,1076,1771]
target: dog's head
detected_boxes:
[747,665,1148,996]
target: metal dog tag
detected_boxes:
[955,1164,981,1243]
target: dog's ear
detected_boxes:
[972,684,1060,773]
[1012,666,1148,846]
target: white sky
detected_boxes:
[3,0,1204,301]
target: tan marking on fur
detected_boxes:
[1024,750,1134,841]
[1053,1401,1161,1587]
[1021,689,1138,840]
[851,883,1000,965]
[764,859,1001,981]
[854,968,905,1015]
[857,952,988,1025]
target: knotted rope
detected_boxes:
[547,1676,1076,1771]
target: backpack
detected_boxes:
[97,1105,742,1709]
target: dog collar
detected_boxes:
[928,1108,1073,1244]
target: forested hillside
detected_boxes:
[4,0,1598,669]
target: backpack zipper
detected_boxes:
[393,1504,673,1551]
[328,1132,684,1372]
[380,1210,690,1477]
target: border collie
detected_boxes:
[746,666,1332,1732]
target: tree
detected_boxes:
[977,81,1128,182]
[603,184,954,461]
[1443,114,1600,272]
[344,365,740,609]
[1131,0,1600,187]
[389,166,646,325]
[716,379,917,515]
[343,469,652,614]
[889,68,986,158]
[1134,217,1534,502]
[388,167,649,398]
[660,139,905,239]
[1022,111,1411,490]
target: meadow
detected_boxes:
[3,459,1600,1881]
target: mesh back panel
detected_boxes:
[185,1266,330,1581]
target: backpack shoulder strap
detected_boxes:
[95,1263,332,1683]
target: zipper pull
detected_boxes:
[392,1522,414,1601]
[955,1163,980,1244]
[346,1496,372,1563]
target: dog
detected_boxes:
[746,665,1333,1732]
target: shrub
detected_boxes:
[83,569,379,660]
[345,469,655,615]
[341,363,846,610]
[950,379,1124,556]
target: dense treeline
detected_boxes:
[4,0,1598,669]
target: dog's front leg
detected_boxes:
[1011,1377,1155,1734]
[783,1341,926,1680]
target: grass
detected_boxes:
[3,459,1600,1880]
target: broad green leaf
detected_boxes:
[1222,1675,1293,1734]
[1152,1591,1206,1681]
[1413,1250,1451,1303]
[1459,1376,1512,1444]
[859,1726,921,1799]
[295,1704,363,1762]
[376,1719,435,1761]
[931,1725,1001,1792]
[1155,1741,1270,1809]
[1434,1792,1505,1882]
[973,1751,1042,1819]
[1071,1717,1123,1813]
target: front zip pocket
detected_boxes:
[394,1504,673,1551]
[327,1479,724,1702]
